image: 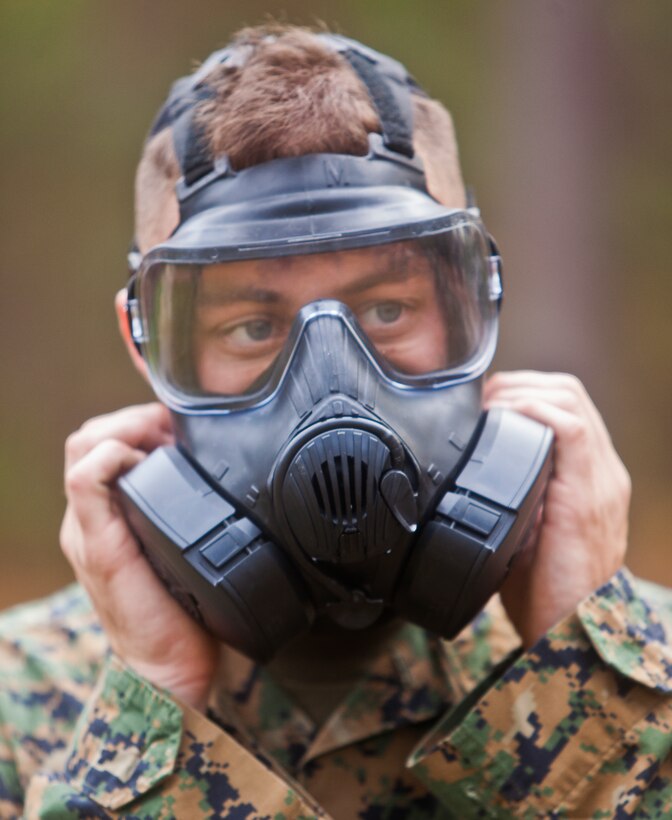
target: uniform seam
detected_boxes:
[428,675,666,816]
[578,567,672,693]
[521,689,669,815]
[65,659,182,809]
[556,695,672,815]
[580,613,672,693]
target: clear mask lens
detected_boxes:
[137,222,498,406]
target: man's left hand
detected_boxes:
[484,371,631,648]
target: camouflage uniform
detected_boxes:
[1,568,671,818]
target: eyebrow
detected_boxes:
[336,266,418,298]
[197,285,282,307]
[196,257,421,306]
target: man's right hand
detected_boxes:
[60,403,220,711]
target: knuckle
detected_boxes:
[64,439,127,494]
[65,416,113,462]
[64,429,88,463]
[74,545,99,577]
[64,461,89,496]
[58,518,74,560]
[513,399,536,417]
[102,438,131,464]
[565,416,589,444]
[486,371,507,390]
[618,464,632,500]
[556,372,585,395]
[77,416,103,440]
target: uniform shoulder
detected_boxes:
[0,583,107,683]
[0,586,109,793]
[633,574,672,625]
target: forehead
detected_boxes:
[197,241,433,301]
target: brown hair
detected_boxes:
[135,24,465,250]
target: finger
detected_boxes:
[484,371,597,405]
[59,503,83,562]
[485,370,581,391]
[484,372,613,451]
[65,439,145,532]
[487,390,631,516]
[484,396,595,477]
[484,384,612,452]
[65,403,173,472]
[485,372,592,408]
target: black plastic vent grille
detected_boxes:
[282,428,401,563]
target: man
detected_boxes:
[1,25,671,819]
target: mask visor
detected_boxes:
[134,218,500,409]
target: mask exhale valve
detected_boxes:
[279,427,416,564]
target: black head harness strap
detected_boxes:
[170,35,426,194]
[146,45,239,187]
[127,35,429,273]
[324,34,426,159]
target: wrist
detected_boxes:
[118,653,216,712]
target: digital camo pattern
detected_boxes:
[0,569,670,819]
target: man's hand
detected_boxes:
[484,371,631,648]
[60,403,219,711]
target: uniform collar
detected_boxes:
[212,621,451,771]
[210,597,520,774]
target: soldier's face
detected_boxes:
[191,243,450,396]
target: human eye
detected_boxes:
[203,312,289,357]
[358,300,405,330]
[228,317,275,344]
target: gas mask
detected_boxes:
[118,35,553,662]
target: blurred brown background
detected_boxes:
[1,1,670,609]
